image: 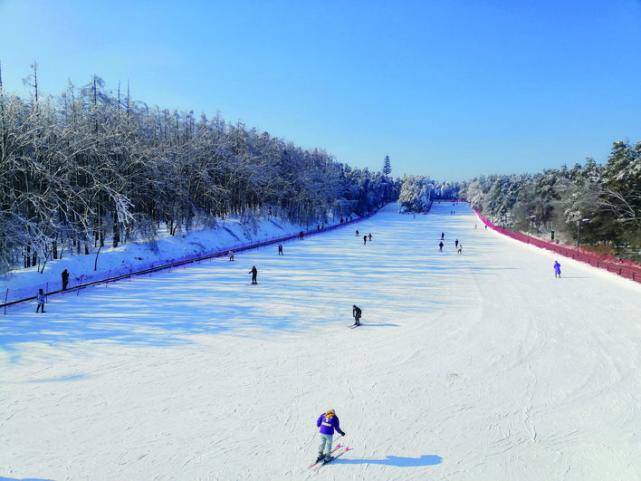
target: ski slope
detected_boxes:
[2,202,641,481]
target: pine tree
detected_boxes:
[383,155,391,176]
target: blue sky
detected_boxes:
[1,0,640,179]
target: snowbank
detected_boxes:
[0,215,309,305]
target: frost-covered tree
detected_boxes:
[398,176,461,213]
[398,176,434,212]
[462,141,641,260]
[0,66,400,274]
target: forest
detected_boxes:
[398,176,461,213]
[0,65,399,274]
[463,140,641,260]
[4,64,637,275]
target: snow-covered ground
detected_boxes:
[0,215,308,304]
[2,202,641,481]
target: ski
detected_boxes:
[307,443,343,469]
[348,323,361,328]
[314,446,352,471]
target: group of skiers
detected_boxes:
[355,230,373,245]
[34,268,71,313]
[27,213,572,469]
[311,306,361,464]
[438,232,463,254]
[245,244,285,285]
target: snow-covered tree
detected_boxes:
[0,66,401,274]
[462,141,641,260]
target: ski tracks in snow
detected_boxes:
[3,203,641,480]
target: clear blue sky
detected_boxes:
[1,0,640,179]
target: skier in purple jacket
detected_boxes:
[554,260,561,278]
[315,409,346,462]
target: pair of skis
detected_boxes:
[308,443,352,471]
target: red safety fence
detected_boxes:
[474,210,641,284]
[1,207,384,312]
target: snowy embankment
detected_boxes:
[2,202,641,481]
[474,209,641,286]
[0,215,317,305]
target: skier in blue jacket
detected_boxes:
[316,409,346,462]
[554,260,561,278]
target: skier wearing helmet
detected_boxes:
[316,409,346,462]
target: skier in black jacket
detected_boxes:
[61,269,70,290]
[352,305,362,326]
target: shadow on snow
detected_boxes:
[335,454,443,467]
[0,477,56,481]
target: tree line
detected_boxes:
[0,64,399,274]
[398,176,461,212]
[462,140,641,260]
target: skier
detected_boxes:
[368,233,372,241]
[228,250,235,261]
[441,232,445,240]
[299,231,305,240]
[355,229,359,236]
[249,266,258,284]
[363,235,367,245]
[352,305,362,326]
[61,268,70,290]
[315,409,346,463]
[554,260,561,278]
[454,239,459,248]
[457,244,463,254]
[439,241,444,252]
[36,288,46,313]
[278,244,284,256]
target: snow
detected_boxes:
[0,215,309,304]
[2,202,641,481]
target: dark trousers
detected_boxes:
[36,303,45,313]
[62,280,69,290]
[252,276,257,284]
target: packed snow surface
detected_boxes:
[0,214,307,300]
[2,202,641,481]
